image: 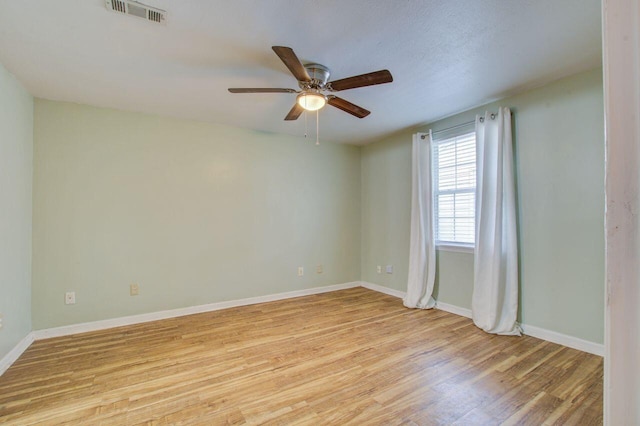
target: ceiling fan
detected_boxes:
[228,46,393,120]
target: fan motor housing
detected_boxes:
[303,63,331,88]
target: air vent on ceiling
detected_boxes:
[105,0,167,24]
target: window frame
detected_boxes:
[431,130,477,253]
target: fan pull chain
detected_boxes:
[304,109,308,138]
[316,109,320,145]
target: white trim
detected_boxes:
[359,281,406,299]
[436,244,474,254]
[602,0,640,422]
[521,323,604,357]
[434,300,603,357]
[0,332,35,376]
[435,301,472,318]
[33,282,360,340]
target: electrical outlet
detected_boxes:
[65,291,76,305]
[386,265,393,274]
[377,265,382,274]
[130,283,139,296]
[316,264,323,274]
[0,313,3,330]
[298,266,304,277]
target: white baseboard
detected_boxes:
[521,323,604,357]
[435,301,473,318]
[359,281,406,299]
[360,285,604,357]
[0,332,35,376]
[434,300,603,357]
[33,282,361,340]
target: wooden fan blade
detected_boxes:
[284,103,305,121]
[328,70,393,91]
[327,96,370,118]
[272,46,311,82]
[228,88,297,93]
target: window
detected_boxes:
[432,131,476,248]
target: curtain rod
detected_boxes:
[420,113,498,140]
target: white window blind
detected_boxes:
[432,131,476,246]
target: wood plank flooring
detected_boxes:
[0,287,603,425]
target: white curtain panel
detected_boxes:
[404,133,436,309]
[472,108,521,335]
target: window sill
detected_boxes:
[436,244,474,254]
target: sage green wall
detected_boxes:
[32,100,361,329]
[360,131,412,291]
[27,69,605,345]
[361,68,604,344]
[0,63,33,360]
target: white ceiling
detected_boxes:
[0,0,602,145]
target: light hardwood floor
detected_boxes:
[0,288,602,425]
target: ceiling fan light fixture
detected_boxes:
[297,92,327,111]
[228,46,392,120]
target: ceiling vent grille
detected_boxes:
[105,0,167,24]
